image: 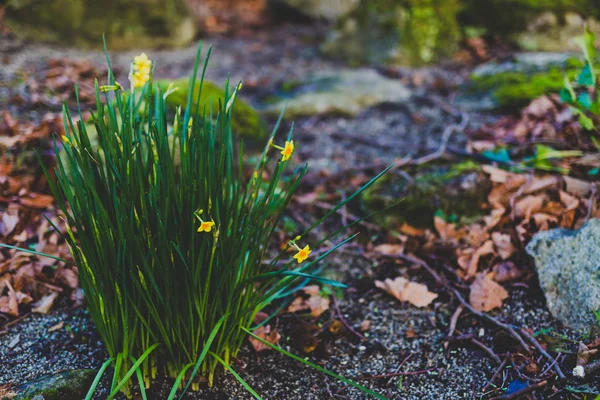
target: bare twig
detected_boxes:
[332,295,367,342]
[444,304,464,349]
[482,357,509,391]
[387,353,414,385]
[392,253,530,351]
[490,380,547,400]
[471,337,502,364]
[519,328,565,380]
[445,333,501,364]
[539,352,561,377]
[411,112,469,165]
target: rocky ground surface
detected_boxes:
[1,22,599,400]
[0,254,579,400]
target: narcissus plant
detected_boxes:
[42,42,389,399]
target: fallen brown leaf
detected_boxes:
[32,291,59,314]
[287,285,330,317]
[249,325,281,352]
[434,216,459,243]
[0,207,19,237]
[375,277,438,308]
[373,243,404,257]
[514,195,545,219]
[48,321,64,333]
[19,194,54,209]
[469,272,508,312]
[0,280,18,316]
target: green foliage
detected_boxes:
[46,43,388,398]
[522,144,583,174]
[157,79,267,141]
[361,161,488,229]
[562,25,600,134]
[472,64,580,110]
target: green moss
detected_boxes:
[5,0,195,49]
[361,161,489,229]
[322,0,462,66]
[471,64,581,110]
[16,369,96,400]
[158,79,267,141]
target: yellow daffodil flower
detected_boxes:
[197,219,215,233]
[293,244,311,263]
[269,139,296,161]
[130,53,152,89]
[131,70,150,88]
[134,53,152,74]
[280,140,294,161]
[62,135,71,145]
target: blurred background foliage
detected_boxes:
[3,0,600,64]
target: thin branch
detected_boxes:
[444,304,464,349]
[411,112,469,165]
[332,294,367,342]
[391,252,530,351]
[482,357,508,391]
[490,380,547,400]
[519,328,566,380]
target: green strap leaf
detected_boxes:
[242,327,388,400]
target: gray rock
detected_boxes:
[16,369,96,400]
[271,0,358,20]
[472,52,576,79]
[526,219,600,331]
[516,12,600,53]
[265,68,411,118]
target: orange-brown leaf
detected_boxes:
[375,277,438,308]
[469,272,508,312]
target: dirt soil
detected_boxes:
[1,22,598,400]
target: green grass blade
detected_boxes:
[85,358,114,400]
[242,328,387,400]
[179,314,227,399]
[211,352,262,400]
[108,343,160,399]
[0,243,72,265]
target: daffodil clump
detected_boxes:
[51,44,388,399]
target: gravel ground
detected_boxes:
[0,255,590,399]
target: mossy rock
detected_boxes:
[456,54,582,111]
[458,0,599,39]
[16,369,96,400]
[158,79,267,141]
[361,162,490,229]
[5,0,196,50]
[322,0,462,66]
[471,66,579,110]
